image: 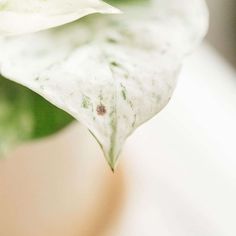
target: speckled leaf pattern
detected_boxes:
[0,0,120,36]
[0,0,208,169]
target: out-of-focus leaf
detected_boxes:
[0,0,120,36]
[0,75,74,156]
[106,0,148,5]
[0,0,208,169]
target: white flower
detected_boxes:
[0,0,209,169]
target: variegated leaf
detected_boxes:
[0,0,120,36]
[0,0,208,169]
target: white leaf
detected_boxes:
[0,0,208,169]
[0,0,120,36]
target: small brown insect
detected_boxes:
[96,104,106,116]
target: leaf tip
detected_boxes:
[107,158,116,172]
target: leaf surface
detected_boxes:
[0,0,208,169]
[0,0,120,36]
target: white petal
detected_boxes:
[0,0,208,169]
[0,0,120,36]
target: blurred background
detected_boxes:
[206,0,236,66]
[0,1,236,236]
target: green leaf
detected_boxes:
[0,0,208,169]
[0,75,74,156]
[0,0,120,36]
